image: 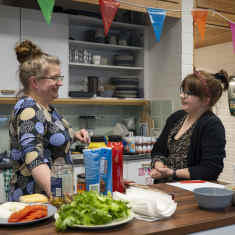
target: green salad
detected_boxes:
[55,191,130,231]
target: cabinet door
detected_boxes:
[124,159,152,185]
[21,8,69,98]
[0,5,20,96]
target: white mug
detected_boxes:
[92,55,101,65]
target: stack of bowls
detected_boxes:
[111,76,139,98]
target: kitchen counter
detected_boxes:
[72,153,151,164]
[1,184,235,235]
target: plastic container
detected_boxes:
[88,136,107,149]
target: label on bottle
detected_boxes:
[51,177,62,197]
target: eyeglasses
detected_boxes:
[179,88,195,98]
[38,75,64,82]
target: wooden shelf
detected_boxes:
[69,62,144,70]
[69,40,143,51]
[0,97,149,106]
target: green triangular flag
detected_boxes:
[37,0,55,24]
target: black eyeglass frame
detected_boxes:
[37,75,64,82]
[179,87,195,98]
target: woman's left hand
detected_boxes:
[74,129,90,143]
[156,167,174,177]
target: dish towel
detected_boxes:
[113,187,177,222]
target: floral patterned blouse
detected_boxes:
[153,115,196,183]
[8,96,74,201]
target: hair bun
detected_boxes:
[214,70,229,91]
[15,40,42,64]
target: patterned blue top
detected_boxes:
[8,96,74,201]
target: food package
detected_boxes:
[83,147,112,195]
[19,193,48,203]
[107,136,124,193]
[113,187,177,221]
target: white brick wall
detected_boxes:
[195,42,235,183]
[181,0,193,80]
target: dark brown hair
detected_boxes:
[181,69,229,107]
[15,40,60,95]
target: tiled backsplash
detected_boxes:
[0,104,141,151]
[151,100,173,129]
[0,100,173,152]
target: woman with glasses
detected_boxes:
[8,40,90,201]
[150,69,229,183]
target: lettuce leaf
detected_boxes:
[55,191,130,231]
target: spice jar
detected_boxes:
[77,173,86,193]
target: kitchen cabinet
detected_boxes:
[123,156,151,184]
[21,8,69,98]
[0,5,69,99]
[0,4,181,111]
[68,14,145,99]
[0,5,20,97]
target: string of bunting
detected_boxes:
[36,0,235,52]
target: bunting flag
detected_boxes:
[230,23,235,53]
[192,10,208,40]
[147,8,166,42]
[99,0,120,36]
[37,0,55,24]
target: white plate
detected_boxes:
[55,211,135,229]
[0,204,57,226]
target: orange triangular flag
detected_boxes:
[192,10,208,40]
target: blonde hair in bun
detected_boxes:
[15,40,42,64]
[15,40,60,96]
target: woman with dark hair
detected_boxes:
[150,69,229,183]
[8,40,89,201]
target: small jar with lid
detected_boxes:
[77,173,86,193]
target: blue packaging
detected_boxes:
[83,147,112,195]
[83,149,100,193]
[99,147,112,195]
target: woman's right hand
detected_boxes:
[74,129,90,143]
[150,161,166,179]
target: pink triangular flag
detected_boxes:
[230,22,235,53]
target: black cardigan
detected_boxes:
[151,110,226,180]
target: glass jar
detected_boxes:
[51,163,73,196]
[77,173,86,193]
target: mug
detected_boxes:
[92,55,101,65]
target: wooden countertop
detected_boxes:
[1,184,235,235]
